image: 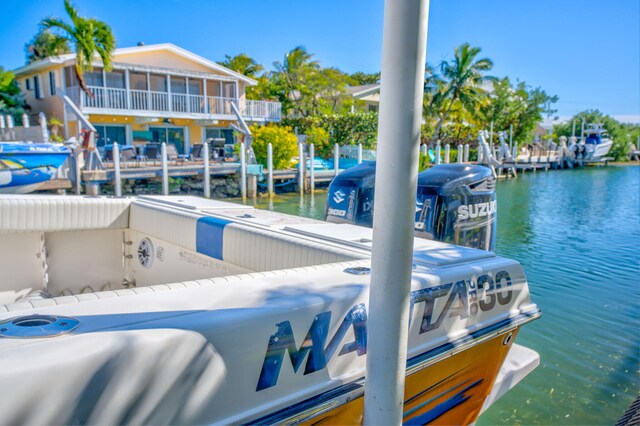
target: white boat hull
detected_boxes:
[0,195,540,425]
[586,139,613,159]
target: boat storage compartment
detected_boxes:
[0,195,367,307]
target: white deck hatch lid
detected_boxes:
[284,223,495,266]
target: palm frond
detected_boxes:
[63,0,81,26]
[40,17,74,37]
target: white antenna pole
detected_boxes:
[364,0,430,424]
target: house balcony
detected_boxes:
[63,85,281,122]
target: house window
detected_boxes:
[149,126,185,154]
[149,74,167,92]
[34,75,42,99]
[94,125,127,148]
[25,78,32,91]
[188,79,202,95]
[130,72,147,90]
[105,70,125,88]
[63,66,78,87]
[49,71,56,96]
[84,69,104,87]
[222,82,236,99]
[368,104,378,113]
[170,76,187,94]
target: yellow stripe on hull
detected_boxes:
[305,330,519,425]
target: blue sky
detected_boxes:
[1,0,639,122]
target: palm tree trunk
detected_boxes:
[75,63,94,98]
[432,96,457,143]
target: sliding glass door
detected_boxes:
[149,127,186,154]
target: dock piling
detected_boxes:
[334,143,340,176]
[161,142,169,195]
[435,141,441,165]
[457,144,463,163]
[420,144,427,157]
[464,144,469,162]
[298,142,304,195]
[22,114,29,128]
[267,143,274,197]
[6,115,14,139]
[358,143,363,164]
[240,142,247,202]
[73,148,82,195]
[39,112,48,141]
[203,142,210,198]
[86,182,100,196]
[113,142,122,196]
[310,143,315,191]
[248,175,257,199]
[444,143,450,164]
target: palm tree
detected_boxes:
[41,0,115,96]
[432,43,494,142]
[25,29,71,64]
[422,64,445,122]
[273,46,320,116]
[218,53,264,79]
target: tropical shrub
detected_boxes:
[418,154,431,172]
[0,67,27,122]
[305,127,331,158]
[283,112,378,148]
[250,124,298,169]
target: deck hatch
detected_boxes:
[0,314,79,338]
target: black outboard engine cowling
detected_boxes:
[324,161,376,227]
[325,163,496,251]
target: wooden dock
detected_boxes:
[83,160,241,182]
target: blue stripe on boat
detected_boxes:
[196,216,232,260]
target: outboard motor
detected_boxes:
[325,161,376,227]
[325,162,497,251]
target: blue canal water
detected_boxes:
[239,165,640,425]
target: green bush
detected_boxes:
[418,154,431,171]
[250,124,298,169]
[283,112,379,149]
[305,127,331,158]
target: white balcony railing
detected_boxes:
[64,86,281,121]
[243,99,282,121]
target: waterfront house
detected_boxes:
[13,43,281,154]
[346,84,380,113]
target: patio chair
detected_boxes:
[121,147,137,162]
[166,143,179,161]
[104,148,114,162]
[190,144,204,160]
[145,144,161,160]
